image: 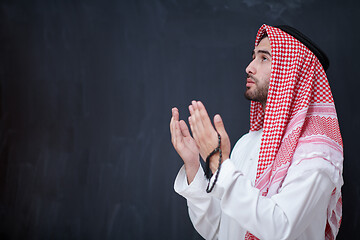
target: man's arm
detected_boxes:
[174,165,221,240]
[170,105,224,239]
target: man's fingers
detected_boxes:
[197,101,213,128]
[188,116,194,136]
[191,100,205,132]
[174,120,184,146]
[170,108,178,140]
[214,114,230,147]
[189,104,202,145]
[189,104,195,120]
[213,114,226,136]
[172,107,179,121]
[171,117,178,145]
[170,119,174,142]
[213,114,231,159]
[189,105,198,135]
[179,120,191,137]
[170,107,182,148]
[188,116,199,144]
[170,112,175,143]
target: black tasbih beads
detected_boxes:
[204,133,222,193]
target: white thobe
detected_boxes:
[174,130,339,240]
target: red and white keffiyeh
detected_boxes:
[245,25,343,240]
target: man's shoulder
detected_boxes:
[239,129,263,141]
[233,129,263,151]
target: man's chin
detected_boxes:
[244,91,254,101]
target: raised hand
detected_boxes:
[170,107,200,183]
[188,101,231,174]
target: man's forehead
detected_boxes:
[256,37,271,51]
[252,37,271,57]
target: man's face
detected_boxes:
[244,37,272,106]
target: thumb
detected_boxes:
[214,114,226,135]
[214,114,231,159]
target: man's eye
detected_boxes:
[262,56,268,61]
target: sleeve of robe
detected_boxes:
[174,137,338,240]
[174,164,221,240]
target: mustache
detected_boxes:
[247,74,258,82]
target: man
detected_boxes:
[170,24,343,239]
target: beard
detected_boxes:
[244,75,269,104]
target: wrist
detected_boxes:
[209,153,229,173]
[184,161,200,184]
[209,152,220,173]
[184,158,200,173]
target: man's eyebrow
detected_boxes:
[252,50,272,57]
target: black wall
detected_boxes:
[0,0,359,239]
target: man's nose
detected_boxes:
[246,60,256,75]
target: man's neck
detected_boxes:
[262,102,266,112]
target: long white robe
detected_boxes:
[174,130,341,240]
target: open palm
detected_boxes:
[170,108,199,165]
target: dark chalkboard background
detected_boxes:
[0,0,359,239]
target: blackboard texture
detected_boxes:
[0,0,359,239]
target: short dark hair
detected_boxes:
[259,32,268,41]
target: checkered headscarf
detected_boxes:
[245,25,343,240]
